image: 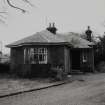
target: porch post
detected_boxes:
[64,46,70,75]
[91,49,95,72]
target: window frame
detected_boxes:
[82,52,87,63]
[24,47,48,64]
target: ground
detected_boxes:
[0,74,57,96]
[0,73,105,105]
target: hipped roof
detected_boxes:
[6,30,94,48]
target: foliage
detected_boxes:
[96,61,105,72]
[94,34,105,65]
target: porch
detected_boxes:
[70,48,94,74]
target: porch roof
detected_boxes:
[56,32,94,48]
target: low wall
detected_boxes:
[0,63,10,73]
[11,64,51,78]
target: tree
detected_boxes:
[0,0,35,23]
[94,33,105,65]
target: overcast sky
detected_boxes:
[0,0,105,53]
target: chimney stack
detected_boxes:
[85,26,92,42]
[46,23,57,34]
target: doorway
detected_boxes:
[71,49,81,70]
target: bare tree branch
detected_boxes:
[0,11,8,19]
[0,0,35,24]
[0,18,6,24]
[0,14,7,19]
[6,0,26,13]
[22,0,34,7]
[0,12,7,14]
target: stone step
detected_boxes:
[71,70,83,74]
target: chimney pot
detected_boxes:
[53,23,55,27]
[49,23,51,27]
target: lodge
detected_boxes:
[6,23,95,77]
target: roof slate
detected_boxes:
[6,30,94,48]
[56,32,94,48]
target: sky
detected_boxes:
[0,0,105,54]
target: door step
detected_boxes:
[71,70,83,74]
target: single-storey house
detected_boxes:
[6,23,95,77]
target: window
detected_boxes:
[82,52,87,63]
[24,47,48,64]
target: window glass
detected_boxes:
[24,47,47,64]
[82,52,87,63]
